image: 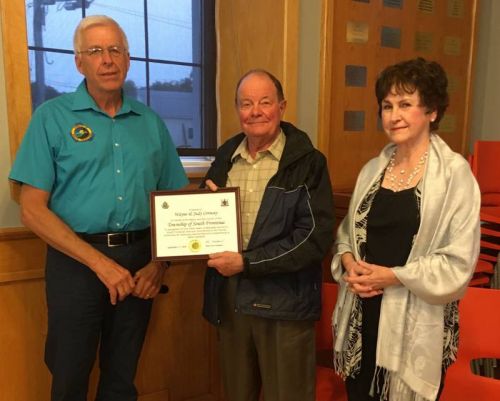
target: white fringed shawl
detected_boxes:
[331,135,481,401]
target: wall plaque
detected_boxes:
[418,0,434,14]
[345,65,367,87]
[444,36,462,56]
[381,26,401,49]
[447,74,459,94]
[376,116,384,132]
[414,31,433,53]
[448,0,464,18]
[383,0,403,9]
[346,21,369,43]
[344,111,365,132]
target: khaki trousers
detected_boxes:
[217,277,316,401]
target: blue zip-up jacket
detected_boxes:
[202,121,335,324]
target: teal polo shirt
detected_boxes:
[9,80,188,233]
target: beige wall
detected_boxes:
[0,14,21,228]
[297,0,321,145]
[470,0,500,147]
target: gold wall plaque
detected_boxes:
[447,74,459,94]
[418,0,434,14]
[381,26,401,49]
[439,115,456,133]
[345,65,367,87]
[444,36,462,56]
[383,0,403,9]
[376,116,384,132]
[344,111,365,132]
[414,31,433,53]
[448,0,464,18]
[346,21,369,44]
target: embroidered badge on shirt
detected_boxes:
[70,124,93,142]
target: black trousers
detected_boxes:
[44,237,153,401]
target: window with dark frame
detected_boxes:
[25,0,216,156]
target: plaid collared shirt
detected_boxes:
[227,130,286,249]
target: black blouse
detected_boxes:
[365,186,420,267]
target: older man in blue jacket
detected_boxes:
[203,69,334,401]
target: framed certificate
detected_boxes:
[150,188,242,261]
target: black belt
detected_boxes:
[77,228,150,247]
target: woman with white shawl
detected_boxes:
[331,58,480,401]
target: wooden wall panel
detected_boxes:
[0,228,222,401]
[0,276,50,401]
[134,261,221,401]
[217,0,299,144]
[0,229,49,401]
[0,0,30,201]
[318,0,479,191]
[0,0,31,161]
[0,229,46,282]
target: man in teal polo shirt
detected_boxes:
[9,15,188,401]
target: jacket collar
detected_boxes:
[220,121,314,167]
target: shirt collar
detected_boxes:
[71,80,142,116]
[231,129,286,163]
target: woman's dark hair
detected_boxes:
[375,57,449,132]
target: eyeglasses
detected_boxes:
[238,99,282,111]
[77,46,126,58]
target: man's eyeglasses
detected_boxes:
[238,99,282,111]
[77,46,126,58]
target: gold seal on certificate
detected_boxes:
[188,239,202,253]
[150,188,242,261]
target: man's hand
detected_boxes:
[94,258,136,305]
[19,184,138,306]
[207,251,244,277]
[132,261,166,299]
[204,182,244,277]
[205,179,218,192]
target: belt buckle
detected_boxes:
[107,232,128,247]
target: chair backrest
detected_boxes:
[315,282,348,401]
[479,210,500,264]
[459,287,500,359]
[472,141,500,206]
[440,287,500,401]
[316,282,339,350]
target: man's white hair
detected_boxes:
[73,15,129,53]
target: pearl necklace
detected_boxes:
[385,150,428,192]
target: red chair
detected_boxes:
[469,144,500,286]
[315,282,347,401]
[469,259,495,287]
[479,210,500,264]
[471,140,500,209]
[440,287,500,401]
